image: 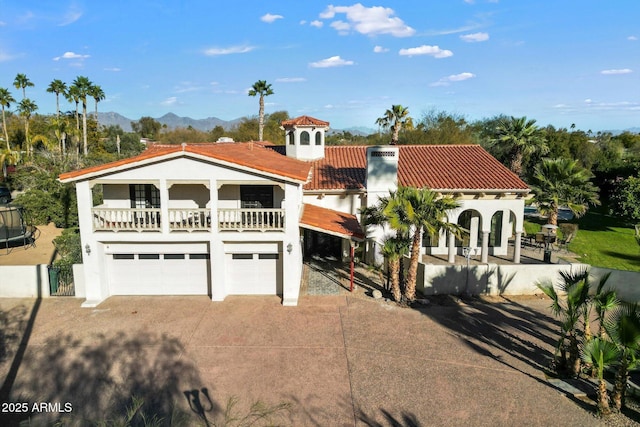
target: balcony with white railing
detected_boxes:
[218,208,285,231]
[92,207,162,232]
[91,207,285,232]
[168,208,210,231]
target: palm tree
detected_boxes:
[71,76,93,155]
[389,186,459,302]
[581,337,619,416]
[16,98,38,156]
[66,85,81,131]
[530,158,600,226]
[606,303,640,411]
[248,80,274,141]
[89,84,105,124]
[381,236,410,302]
[491,116,548,176]
[593,273,617,339]
[537,268,591,377]
[375,105,413,145]
[47,79,68,119]
[0,88,16,150]
[13,73,34,99]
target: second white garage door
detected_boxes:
[225,243,282,295]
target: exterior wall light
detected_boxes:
[286,243,293,254]
[85,244,91,255]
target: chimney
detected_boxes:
[366,146,399,197]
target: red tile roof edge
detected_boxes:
[300,203,365,241]
[59,142,311,183]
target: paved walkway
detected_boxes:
[0,294,610,426]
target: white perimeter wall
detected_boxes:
[0,265,50,298]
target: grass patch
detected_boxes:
[526,212,640,271]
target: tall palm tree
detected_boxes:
[491,116,548,177]
[89,84,105,124]
[13,73,34,99]
[248,80,274,141]
[71,76,93,155]
[389,186,459,302]
[16,98,38,156]
[381,236,410,302]
[0,88,16,150]
[581,337,619,416]
[530,158,600,226]
[375,105,413,145]
[47,79,68,119]
[537,268,591,377]
[606,303,640,412]
[66,85,81,131]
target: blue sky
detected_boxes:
[0,1,639,132]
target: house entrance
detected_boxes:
[303,229,341,260]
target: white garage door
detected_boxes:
[106,244,209,295]
[225,243,281,295]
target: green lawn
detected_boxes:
[525,212,640,272]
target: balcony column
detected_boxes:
[159,180,170,234]
[209,179,225,302]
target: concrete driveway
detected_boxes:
[0,294,605,426]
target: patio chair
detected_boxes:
[555,232,574,253]
[534,233,545,251]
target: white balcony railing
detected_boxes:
[93,208,161,231]
[218,208,285,231]
[168,208,210,231]
[92,207,285,232]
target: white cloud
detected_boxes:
[628,36,638,41]
[310,20,323,28]
[331,20,351,34]
[59,6,82,26]
[104,67,121,72]
[460,32,489,42]
[53,51,90,61]
[160,97,178,106]
[261,13,283,23]
[309,55,354,68]
[275,77,307,83]
[373,45,389,53]
[601,68,632,75]
[319,4,415,37]
[203,45,254,56]
[430,72,476,86]
[399,45,453,58]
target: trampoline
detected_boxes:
[0,205,38,253]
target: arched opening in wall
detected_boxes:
[490,211,504,247]
[288,131,294,145]
[300,131,310,145]
[315,132,322,145]
[456,209,482,248]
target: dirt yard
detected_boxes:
[0,223,63,266]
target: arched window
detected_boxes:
[300,131,310,145]
[288,131,295,145]
[315,132,322,145]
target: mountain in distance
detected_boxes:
[98,112,377,136]
[98,112,243,133]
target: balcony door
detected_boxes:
[129,184,160,209]
[240,186,273,209]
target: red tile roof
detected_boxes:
[281,115,330,127]
[300,203,365,240]
[58,142,312,183]
[304,145,529,192]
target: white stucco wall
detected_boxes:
[303,193,364,216]
[0,265,50,298]
[74,155,305,307]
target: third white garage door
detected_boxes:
[225,243,282,295]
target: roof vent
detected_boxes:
[216,137,234,143]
